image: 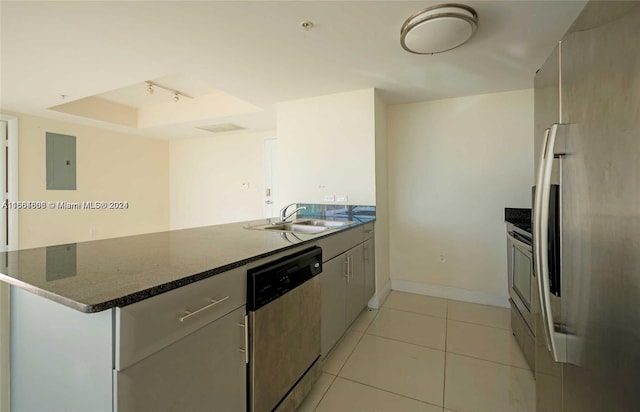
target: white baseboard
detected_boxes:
[391,279,510,308]
[368,278,391,309]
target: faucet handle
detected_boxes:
[280,203,296,214]
[279,203,297,222]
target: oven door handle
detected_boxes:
[507,232,532,254]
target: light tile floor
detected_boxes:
[297,291,535,412]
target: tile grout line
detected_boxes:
[359,332,446,353]
[334,308,378,377]
[388,291,511,330]
[446,351,533,372]
[314,308,379,411]
[447,317,512,332]
[336,375,445,410]
[311,373,336,412]
[382,306,449,322]
[382,305,447,320]
[362,331,445,352]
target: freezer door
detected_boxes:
[560,2,640,411]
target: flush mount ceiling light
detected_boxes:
[400,3,478,55]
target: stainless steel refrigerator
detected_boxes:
[533,1,640,411]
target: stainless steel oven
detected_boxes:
[507,224,534,334]
[507,223,536,371]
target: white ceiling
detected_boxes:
[0,1,586,139]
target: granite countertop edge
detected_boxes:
[1,216,375,313]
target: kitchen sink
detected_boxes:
[293,219,353,228]
[247,219,353,234]
[263,223,327,233]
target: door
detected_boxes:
[115,306,246,412]
[346,244,365,327]
[320,255,347,356]
[263,138,277,218]
[0,116,17,412]
[559,3,640,411]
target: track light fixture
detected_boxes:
[145,81,192,103]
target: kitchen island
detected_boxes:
[1,204,375,411]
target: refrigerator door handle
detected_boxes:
[539,123,567,363]
[534,127,553,351]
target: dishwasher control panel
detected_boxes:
[247,247,322,311]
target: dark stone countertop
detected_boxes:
[0,205,375,313]
[505,207,532,234]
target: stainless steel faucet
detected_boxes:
[279,203,306,223]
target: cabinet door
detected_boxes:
[321,255,347,356]
[346,244,365,327]
[363,238,376,303]
[115,306,247,412]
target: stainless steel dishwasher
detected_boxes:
[248,246,322,412]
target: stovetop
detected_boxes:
[505,208,532,235]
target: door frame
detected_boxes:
[0,115,19,250]
[263,138,277,218]
[0,113,19,411]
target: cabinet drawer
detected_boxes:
[510,301,535,372]
[362,222,374,240]
[317,227,363,262]
[116,266,246,370]
[115,306,247,412]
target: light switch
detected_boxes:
[241,182,250,189]
[323,195,335,202]
[335,195,348,203]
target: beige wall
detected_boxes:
[169,130,273,229]
[276,89,376,208]
[387,89,534,306]
[14,112,169,249]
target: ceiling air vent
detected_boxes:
[197,123,245,134]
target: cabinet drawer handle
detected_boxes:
[179,296,230,322]
[343,257,349,278]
